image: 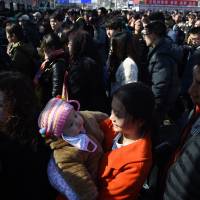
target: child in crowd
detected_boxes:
[38,97,108,200]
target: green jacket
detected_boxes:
[8,41,36,78]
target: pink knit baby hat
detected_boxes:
[38,97,80,137]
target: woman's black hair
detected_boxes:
[68,30,100,63]
[50,10,65,22]
[39,19,53,35]
[41,32,63,51]
[145,21,167,37]
[6,23,25,42]
[105,16,125,30]
[113,82,155,131]
[109,31,141,82]
[149,11,165,23]
[0,71,39,146]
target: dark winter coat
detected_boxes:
[181,46,200,95]
[67,57,109,113]
[163,134,200,200]
[39,58,67,106]
[8,42,38,78]
[147,37,180,121]
[0,46,11,71]
[0,134,56,200]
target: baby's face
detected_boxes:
[63,109,84,137]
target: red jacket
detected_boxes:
[98,119,152,200]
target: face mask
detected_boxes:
[62,132,97,152]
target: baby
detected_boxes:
[38,97,107,200]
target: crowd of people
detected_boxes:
[0,6,200,200]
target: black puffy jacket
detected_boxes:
[40,58,67,105]
[147,37,180,121]
[164,134,200,200]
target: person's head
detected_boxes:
[110,82,155,139]
[126,11,133,21]
[87,10,99,26]
[129,13,140,25]
[110,31,140,67]
[0,71,38,144]
[134,19,143,34]
[165,15,175,29]
[188,13,196,25]
[188,27,200,47]
[68,30,97,62]
[33,11,42,22]
[189,64,200,106]
[41,33,63,58]
[60,24,73,50]
[18,14,30,27]
[67,9,79,23]
[38,97,83,137]
[97,7,107,17]
[142,20,166,47]
[173,12,182,24]
[38,20,52,35]
[50,11,64,32]
[195,19,200,27]
[141,15,150,28]
[83,10,91,23]
[105,17,124,38]
[148,12,165,23]
[6,23,24,43]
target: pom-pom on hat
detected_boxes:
[38,97,80,137]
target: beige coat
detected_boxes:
[47,111,108,200]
